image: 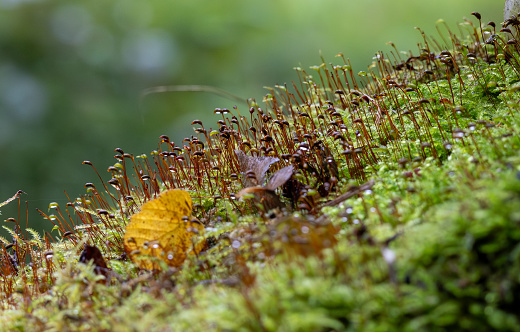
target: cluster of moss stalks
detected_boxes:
[1,11,520,331]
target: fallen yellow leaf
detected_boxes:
[123,189,205,270]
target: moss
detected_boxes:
[2,9,520,332]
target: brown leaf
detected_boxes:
[236,150,279,187]
[264,165,294,191]
[236,187,284,211]
[236,156,293,211]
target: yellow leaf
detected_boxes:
[123,189,205,270]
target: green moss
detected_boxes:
[2,10,520,332]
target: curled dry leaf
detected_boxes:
[236,150,279,187]
[264,165,294,191]
[123,189,205,270]
[236,187,284,211]
[237,164,294,211]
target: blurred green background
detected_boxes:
[0,0,501,236]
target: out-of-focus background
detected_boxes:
[0,0,501,235]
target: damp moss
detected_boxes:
[1,10,520,332]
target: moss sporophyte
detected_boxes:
[1,9,520,331]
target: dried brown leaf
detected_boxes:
[236,150,279,187]
[265,165,294,191]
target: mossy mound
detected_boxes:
[1,11,520,332]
